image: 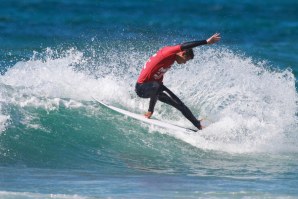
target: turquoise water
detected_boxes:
[0,0,298,198]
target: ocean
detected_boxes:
[0,0,297,198]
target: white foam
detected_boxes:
[0,95,10,133]
[0,46,297,153]
[0,113,10,132]
[164,48,298,153]
[0,191,87,199]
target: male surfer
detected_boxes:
[135,33,221,130]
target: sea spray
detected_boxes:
[167,48,297,152]
[0,46,297,154]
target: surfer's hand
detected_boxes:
[144,111,153,119]
[207,33,221,44]
[198,119,206,130]
[198,125,204,130]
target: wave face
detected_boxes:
[0,45,297,173]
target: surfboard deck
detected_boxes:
[92,97,197,133]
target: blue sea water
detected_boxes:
[0,0,298,198]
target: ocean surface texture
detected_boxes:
[0,0,298,198]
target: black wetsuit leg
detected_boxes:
[135,82,201,129]
[158,85,201,128]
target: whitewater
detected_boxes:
[1,45,297,152]
[0,44,297,198]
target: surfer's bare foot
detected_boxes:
[144,111,153,119]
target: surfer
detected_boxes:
[135,33,221,130]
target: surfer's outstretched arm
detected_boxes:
[181,33,221,50]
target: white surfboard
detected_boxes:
[92,97,197,133]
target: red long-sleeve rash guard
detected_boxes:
[137,45,182,84]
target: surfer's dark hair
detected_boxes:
[181,40,207,59]
[185,49,194,59]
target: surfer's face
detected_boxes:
[176,52,191,64]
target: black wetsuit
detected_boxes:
[135,82,202,129]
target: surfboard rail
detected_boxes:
[92,97,197,133]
